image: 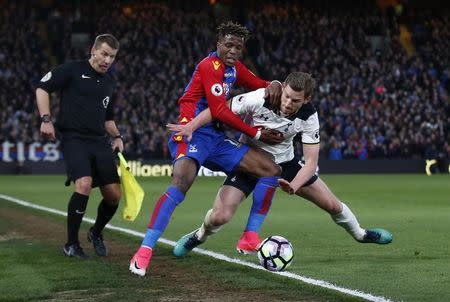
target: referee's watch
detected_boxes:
[40,114,51,123]
[113,134,123,140]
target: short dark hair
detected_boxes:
[93,34,120,50]
[284,72,316,97]
[217,21,251,42]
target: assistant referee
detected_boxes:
[36,34,123,259]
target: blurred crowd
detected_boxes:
[1,0,448,162]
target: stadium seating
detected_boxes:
[1,0,448,161]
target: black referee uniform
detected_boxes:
[37,60,119,186]
[37,58,121,259]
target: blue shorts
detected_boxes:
[168,127,249,174]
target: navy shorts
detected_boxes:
[61,136,119,187]
[168,127,250,174]
[223,157,318,197]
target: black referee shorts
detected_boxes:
[61,136,119,187]
[223,157,318,197]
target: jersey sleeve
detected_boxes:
[197,59,257,138]
[36,62,74,93]
[299,112,320,144]
[234,60,270,90]
[230,89,265,115]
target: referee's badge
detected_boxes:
[102,96,110,108]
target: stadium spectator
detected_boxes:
[1,0,448,162]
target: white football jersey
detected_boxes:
[230,88,320,164]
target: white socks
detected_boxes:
[331,203,366,241]
[196,209,223,242]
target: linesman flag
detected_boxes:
[118,152,144,221]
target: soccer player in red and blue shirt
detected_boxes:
[129,21,284,276]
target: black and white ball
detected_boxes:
[257,235,294,272]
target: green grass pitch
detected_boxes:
[0,174,449,302]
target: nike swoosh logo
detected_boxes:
[75,210,85,214]
[81,74,91,79]
[134,261,141,270]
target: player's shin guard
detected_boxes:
[331,202,365,240]
[196,209,223,242]
[142,186,185,248]
[67,192,89,245]
[244,176,278,233]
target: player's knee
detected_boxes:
[75,178,92,195]
[171,175,192,194]
[106,190,121,206]
[210,209,232,226]
[325,199,341,214]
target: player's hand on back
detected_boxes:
[264,81,282,111]
[40,122,56,140]
[259,129,284,145]
[278,178,295,194]
[166,123,193,141]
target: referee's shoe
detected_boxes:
[87,227,108,256]
[63,243,88,259]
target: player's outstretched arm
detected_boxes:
[166,103,218,141]
[278,144,320,194]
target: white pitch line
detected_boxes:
[0,194,393,302]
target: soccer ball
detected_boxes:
[257,235,294,272]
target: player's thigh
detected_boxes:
[296,178,342,214]
[236,147,281,177]
[168,133,211,192]
[91,139,120,187]
[62,138,92,182]
[171,157,199,193]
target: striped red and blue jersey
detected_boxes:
[178,52,269,138]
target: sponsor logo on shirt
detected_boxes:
[213,61,221,70]
[81,74,91,79]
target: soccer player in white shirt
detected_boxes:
[168,72,392,257]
